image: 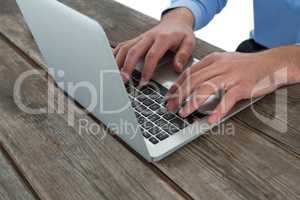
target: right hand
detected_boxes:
[113,8,196,86]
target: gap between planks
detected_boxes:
[0,32,194,200]
[232,117,300,159]
[0,141,41,200]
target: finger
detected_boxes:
[178,81,220,118]
[166,54,218,96]
[140,37,173,85]
[121,36,154,81]
[177,52,221,79]
[166,64,224,110]
[174,37,195,72]
[208,87,244,124]
[115,38,141,69]
[116,45,131,69]
[166,69,192,97]
[113,45,121,57]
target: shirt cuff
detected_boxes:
[162,0,206,30]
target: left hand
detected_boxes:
[165,46,300,124]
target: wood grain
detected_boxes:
[0,0,300,200]
[157,121,300,200]
[0,146,36,200]
[0,39,183,200]
[235,90,300,155]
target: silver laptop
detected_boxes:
[17,0,260,161]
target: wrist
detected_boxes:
[270,45,300,86]
[161,8,194,29]
[282,45,300,85]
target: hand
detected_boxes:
[113,8,196,86]
[166,46,300,124]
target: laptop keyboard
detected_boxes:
[125,70,206,145]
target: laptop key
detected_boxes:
[194,112,207,119]
[141,87,153,95]
[139,127,145,134]
[132,88,142,97]
[148,93,160,100]
[155,118,168,127]
[142,121,153,129]
[149,82,168,96]
[142,98,154,106]
[133,100,142,108]
[156,108,166,116]
[136,94,147,102]
[149,103,160,111]
[140,108,152,117]
[148,126,161,135]
[137,116,146,124]
[170,117,188,129]
[131,100,137,108]
[156,132,169,141]
[147,92,160,100]
[162,124,179,135]
[135,101,149,112]
[142,130,151,138]
[134,111,141,118]
[154,96,164,104]
[137,95,147,102]
[186,115,195,124]
[163,113,176,120]
[135,103,145,112]
[149,137,159,144]
[148,114,160,122]
[138,95,154,106]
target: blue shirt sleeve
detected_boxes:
[163,0,228,30]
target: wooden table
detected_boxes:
[0,0,299,199]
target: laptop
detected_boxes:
[16,0,261,161]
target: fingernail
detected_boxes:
[166,102,171,110]
[176,61,184,72]
[179,109,186,118]
[121,73,129,83]
[138,79,148,88]
[165,91,175,99]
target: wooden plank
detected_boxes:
[0,39,183,200]
[0,146,36,200]
[157,121,300,200]
[235,88,300,155]
[1,0,300,200]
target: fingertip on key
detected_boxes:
[175,61,184,73]
[179,109,187,118]
[121,72,130,83]
[138,79,148,88]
